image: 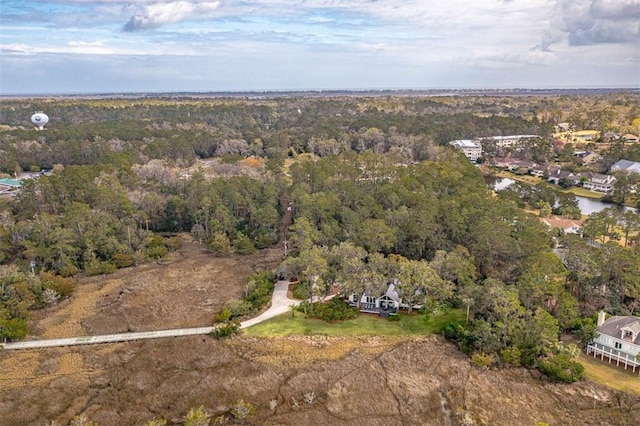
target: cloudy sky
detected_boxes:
[1,0,639,94]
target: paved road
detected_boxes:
[1,281,299,351]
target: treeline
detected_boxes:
[0,159,283,340]
[276,152,640,380]
[0,96,557,174]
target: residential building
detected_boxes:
[574,130,599,142]
[611,159,640,175]
[491,157,538,172]
[581,152,602,165]
[582,172,617,193]
[348,282,401,317]
[547,168,581,186]
[480,135,541,149]
[622,134,639,143]
[540,216,583,235]
[587,311,640,374]
[450,140,482,162]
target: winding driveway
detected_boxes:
[1,281,299,351]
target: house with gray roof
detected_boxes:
[586,311,640,373]
[610,159,640,175]
[582,172,617,193]
[348,282,401,317]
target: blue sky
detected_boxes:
[1,0,639,94]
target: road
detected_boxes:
[1,280,299,351]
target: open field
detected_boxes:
[2,242,640,425]
[28,236,283,338]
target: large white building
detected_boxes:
[479,135,541,149]
[449,140,482,162]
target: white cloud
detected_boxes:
[123,1,220,31]
[2,0,638,93]
[545,0,640,47]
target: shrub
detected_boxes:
[164,236,183,251]
[230,399,256,420]
[471,352,494,368]
[210,322,239,339]
[442,320,473,354]
[298,298,359,322]
[1,317,28,341]
[113,253,136,268]
[292,281,310,300]
[216,307,232,322]
[146,235,168,259]
[84,260,117,276]
[499,346,522,366]
[40,271,75,298]
[538,353,584,383]
[183,406,211,426]
[243,271,276,310]
[233,233,256,255]
[58,263,79,278]
[223,299,254,319]
[146,245,168,259]
[318,298,359,322]
[207,232,232,256]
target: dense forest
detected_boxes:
[1,94,639,381]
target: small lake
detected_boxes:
[493,178,638,216]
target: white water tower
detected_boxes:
[31,112,49,130]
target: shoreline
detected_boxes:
[491,169,638,207]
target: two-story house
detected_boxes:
[587,311,640,374]
[582,172,617,193]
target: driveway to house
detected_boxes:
[1,281,299,351]
[239,279,298,329]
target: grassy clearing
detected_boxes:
[243,308,464,337]
[578,353,640,395]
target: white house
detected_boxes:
[582,173,617,193]
[480,135,541,149]
[348,282,401,317]
[449,140,482,162]
[587,312,640,374]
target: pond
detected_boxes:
[492,178,638,216]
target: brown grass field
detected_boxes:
[1,238,640,425]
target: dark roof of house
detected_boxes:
[598,316,640,345]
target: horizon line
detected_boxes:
[2,87,639,99]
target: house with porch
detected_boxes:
[587,311,640,374]
[582,172,617,193]
[348,282,402,317]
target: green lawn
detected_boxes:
[243,308,464,337]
